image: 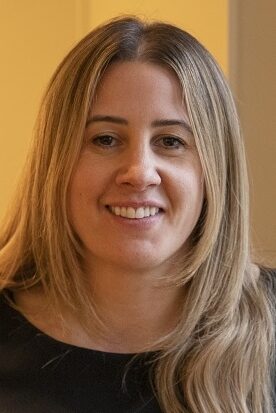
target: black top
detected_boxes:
[0,268,275,413]
[0,295,162,413]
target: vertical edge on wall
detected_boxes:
[228,0,240,98]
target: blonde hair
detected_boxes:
[0,16,274,413]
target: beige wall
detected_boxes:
[229,0,276,265]
[0,0,228,224]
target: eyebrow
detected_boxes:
[86,115,192,134]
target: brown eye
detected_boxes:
[157,136,186,149]
[92,135,117,147]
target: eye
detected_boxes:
[155,136,187,149]
[91,134,118,148]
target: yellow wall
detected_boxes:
[0,1,228,221]
[0,1,79,221]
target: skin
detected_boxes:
[16,62,205,353]
[69,61,204,275]
[68,61,204,350]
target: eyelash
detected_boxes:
[157,136,186,149]
[91,135,187,149]
[92,135,117,147]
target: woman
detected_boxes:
[0,16,275,413]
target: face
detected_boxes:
[68,61,204,274]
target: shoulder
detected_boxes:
[0,292,17,332]
[0,292,28,345]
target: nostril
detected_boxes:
[115,164,161,189]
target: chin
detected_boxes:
[109,250,175,273]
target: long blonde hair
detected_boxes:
[0,16,274,413]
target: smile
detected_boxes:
[107,206,161,219]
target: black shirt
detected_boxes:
[0,268,275,412]
[0,295,162,413]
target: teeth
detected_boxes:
[110,206,160,219]
[114,206,121,216]
[135,207,144,219]
[127,207,135,219]
[144,207,150,217]
[150,207,157,216]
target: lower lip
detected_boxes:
[105,207,164,229]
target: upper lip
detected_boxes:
[105,201,165,211]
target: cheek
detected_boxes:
[69,161,101,199]
[189,171,204,200]
[68,162,113,227]
[173,162,204,202]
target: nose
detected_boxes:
[115,144,161,191]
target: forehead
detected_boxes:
[90,61,187,121]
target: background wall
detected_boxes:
[229,0,276,265]
[0,1,82,220]
[1,1,274,264]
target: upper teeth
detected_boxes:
[110,206,160,219]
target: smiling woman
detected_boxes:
[69,61,204,273]
[0,16,275,413]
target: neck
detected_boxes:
[14,259,184,354]
[83,257,184,352]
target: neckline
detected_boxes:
[1,292,159,359]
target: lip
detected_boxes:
[105,206,163,228]
[105,201,165,211]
